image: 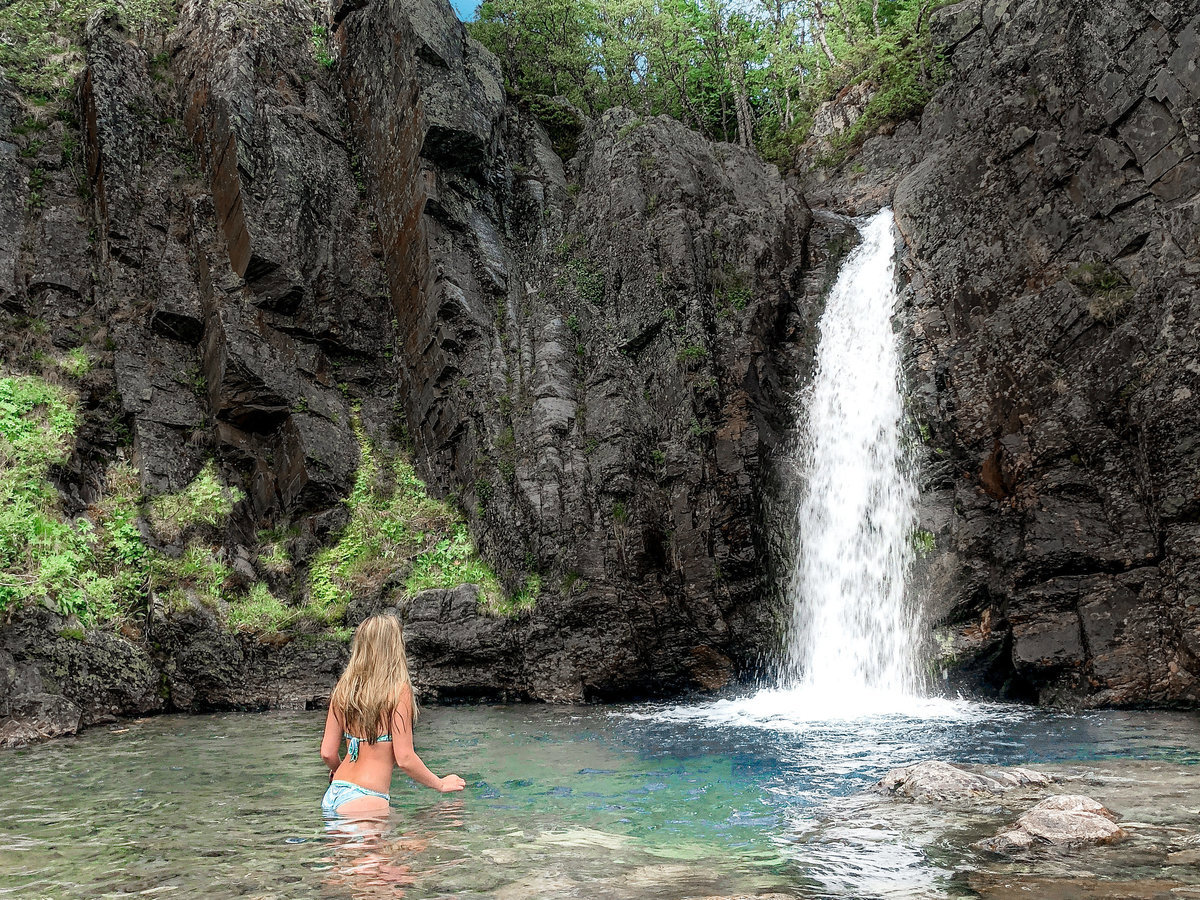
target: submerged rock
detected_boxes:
[877,760,1052,801]
[976,795,1126,854]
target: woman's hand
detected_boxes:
[437,774,466,793]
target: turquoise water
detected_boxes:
[1,701,1198,899]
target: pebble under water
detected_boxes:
[1,700,1198,899]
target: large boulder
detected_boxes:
[977,795,1127,853]
[877,760,1052,801]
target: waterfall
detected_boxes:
[780,208,922,707]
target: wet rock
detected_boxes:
[402,585,525,700]
[877,761,1052,801]
[8,693,83,740]
[976,795,1126,853]
[879,761,1006,800]
[152,599,348,711]
[0,719,44,749]
[1029,794,1117,819]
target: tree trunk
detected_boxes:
[812,2,838,66]
[728,61,755,150]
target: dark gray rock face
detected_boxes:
[335,0,813,698]
[809,0,1200,707]
[0,604,348,745]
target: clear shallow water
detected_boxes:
[1,702,1199,899]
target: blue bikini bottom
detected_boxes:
[322,779,390,816]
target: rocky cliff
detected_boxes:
[1,0,815,741]
[4,0,1198,744]
[810,0,1200,706]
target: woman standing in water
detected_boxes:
[320,614,466,816]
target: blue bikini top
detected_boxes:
[344,732,391,762]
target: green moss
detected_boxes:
[149,460,243,543]
[310,418,507,619]
[227,582,293,633]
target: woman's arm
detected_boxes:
[320,706,342,778]
[391,690,465,793]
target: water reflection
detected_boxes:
[320,799,468,898]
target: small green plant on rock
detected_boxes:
[911,529,936,557]
[257,535,292,575]
[1068,262,1134,325]
[149,460,243,544]
[149,545,230,612]
[227,582,294,633]
[570,257,605,305]
[486,573,540,616]
[310,22,337,69]
[60,347,91,378]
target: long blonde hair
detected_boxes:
[329,614,417,741]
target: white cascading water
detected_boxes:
[780,206,921,704]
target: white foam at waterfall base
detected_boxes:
[641,685,993,734]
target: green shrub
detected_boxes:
[310,23,337,70]
[406,523,503,600]
[0,0,176,101]
[227,582,293,633]
[570,257,605,305]
[309,418,508,618]
[0,376,89,617]
[486,572,540,616]
[149,461,243,543]
[60,348,91,378]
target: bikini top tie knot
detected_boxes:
[344,732,392,762]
